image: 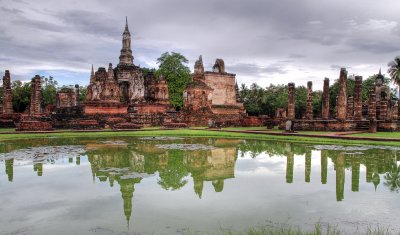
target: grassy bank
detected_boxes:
[350,132,400,138]
[1,128,400,147]
[182,223,393,235]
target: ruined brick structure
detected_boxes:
[30,75,42,115]
[353,76,363,120]
[2,70,13,114]
[322,78,329,119]
[305,81,313,119]
[4,18,253,130]
[56,88,77,108]
[336,68,347,120]
[183,56,213,113]
[284,68,400,132]
[182,56,246,125]
[287,83,295,120]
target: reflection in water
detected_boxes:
[335,153,345,202]
[351,155,360,192]
[5,158,13,182]
[1,138,400,232]
[321,150,328,184]
[305,150,311,183]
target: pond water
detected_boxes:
[0,137,399,234]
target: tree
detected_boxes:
[156,52,191,109]
[12,80,31,112]
[42,76,58,107]
[388,56,400,100]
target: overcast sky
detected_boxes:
[1,0,399,90]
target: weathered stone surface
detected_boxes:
[69,119,100,129]
[113,122,142,130]
[287,83,295,120]
[380,101,388,121]
[16,121,52,131]
[354,76,363,120]
[368,86,376,120]
[240,116,262,127]
[30,75,42,115]
[2,70,13,114]
[305,81,313,120]
[83,102,128,115]
[336,68,347,120]
[322,78,330,119]
[392,101,399,120]
[56,88,77,108]
[347,96,354,119]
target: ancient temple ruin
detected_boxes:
[2,70,13,114]
[182,56,246,126]
[285,68,398,131]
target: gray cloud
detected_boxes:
[0,0,399,89]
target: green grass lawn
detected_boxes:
[0,128,15,133]
[0,128,400,147]
[350,132,400,138]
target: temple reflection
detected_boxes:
[1,138,400,224]
[85,138,239,225]
[321,150,328,184]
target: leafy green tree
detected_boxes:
[294,86,307,118]
[156,52,191,109]
[141,67,156,78]
[12,80,31,112]
[79,86,86,102]
[42,76,58,106]
[388,56,400,99]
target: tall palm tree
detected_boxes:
[388,56,400,100]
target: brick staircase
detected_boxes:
[355,120,370,131]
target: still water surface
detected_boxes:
[0,137,399,234]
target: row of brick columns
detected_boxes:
[286,68,399,124]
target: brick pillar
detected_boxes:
[336,68,348,120]
[368,86,376,120]
[380,100,388,120]
[305,81,313,120]
[354,76,363,120]
[288,83,295,120]
[2,70,13,114]
[336,68,347,120]
[392,101,398,120]
[30,75,42,115]
[322,78,330,119]
[75,84,80,106]
[347,96,354,119]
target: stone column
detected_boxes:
[347,96,354,119]
[392,101,398,120]
[29,75,43,115]
[322,78,330,119]
[354,76,363,120]
[305,81,313,120]
[75,84,80,106]
[368,86,376,120]
[380,101,388,120]
[336,68,348,120]
[368,86,377,133]
[287,83,295,120]
[2,70,13,114]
